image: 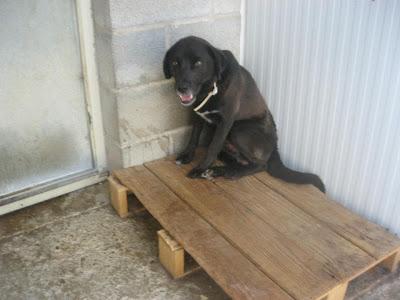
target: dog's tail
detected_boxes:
[266,148,325,193]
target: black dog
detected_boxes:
[163,36,325,193]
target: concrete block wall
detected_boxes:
[92,0,241,169]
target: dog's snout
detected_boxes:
[177,86,190,94]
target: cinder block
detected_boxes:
[112,28,166,88]
[109,0,211,29]
[169,126,192,154]
[214,0,241,15]
[122,126,192,166]
[169,16,241,59]
[117,81,190,144]
[94,31,116,89]
[124,135,170,166]
[92,0,111,29]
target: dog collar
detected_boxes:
[193,82,218,112]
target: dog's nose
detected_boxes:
[177,86,190,94]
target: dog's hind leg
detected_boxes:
[204,148,263,179]
[218,144,251,166]
[227,120,276,165]
[202,119,275,180]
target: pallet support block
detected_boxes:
[108,175,147,217]
[108,176,129,218]
[158,229,184,278]
[323,282,348,300]
[157,229,201,279]
[381,251,400,273]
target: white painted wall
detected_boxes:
[244,0,400,235]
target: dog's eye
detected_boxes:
[194,61,202,67]
[172,61,178,66]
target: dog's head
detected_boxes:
[163,36,226,107]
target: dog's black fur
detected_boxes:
[163,36,325,193]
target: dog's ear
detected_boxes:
[208,46,227,80]
[163,48,172,79]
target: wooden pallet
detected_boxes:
[108,154,400,300]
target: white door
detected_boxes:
[0,0,106,212]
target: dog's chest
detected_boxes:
[194,98,221,124]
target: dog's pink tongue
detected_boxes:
[179,93,193,103]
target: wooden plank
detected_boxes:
[212,175,374,279]
[254,172,400,261]
[145,159,372,299]
[113,166,292,300]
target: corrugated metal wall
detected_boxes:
[243,0,400,235]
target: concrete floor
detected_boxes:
[0,182,399,300]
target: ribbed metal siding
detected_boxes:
[243,0,400,235]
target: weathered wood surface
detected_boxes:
[146,159,373,299]
[112,155,400,300]
[255,172,400,261]
[114,166,292,300]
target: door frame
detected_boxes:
[0,0,107,215]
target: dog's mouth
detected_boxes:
[177,92,196,107]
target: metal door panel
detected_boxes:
[0,0,94,199]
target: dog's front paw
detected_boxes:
[200,169,215,180]
[187,167,207,178]
[208,166,226,177]
[176,151,194,165]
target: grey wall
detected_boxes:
[92,0,241,169]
